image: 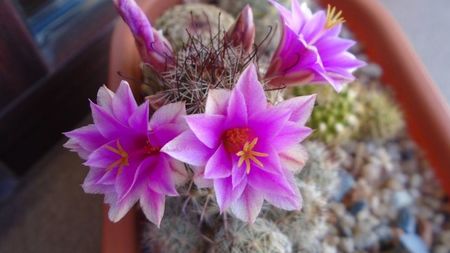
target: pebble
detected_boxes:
[397,208,416,234]
[333,169,355,201]
[392,190,413,209]
[399,234,429,253]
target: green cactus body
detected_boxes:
[357,86,404,141]
[156,4,235,51]
[212,218,293,253]
[291,84,362,145]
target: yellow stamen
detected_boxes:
[105,140,129,175]
[325,5,345,29]
[236,138,268,174]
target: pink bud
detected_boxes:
[225,5,255,53]
[114,0,174,72]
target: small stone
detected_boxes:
[349,201,367,216]
[418,218,433,247]
[397,208,416,234]
[392,190,413,209]
[399,234,429,253]
[333,169,355,201]
[339,238,355,253]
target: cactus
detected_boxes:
[156,4,235,51]
[356,86,404,141]
[298,141,339,195]
[142,215,206,253]
[262,180,329,253]
[291,84,363,145]
[212,218,293,253]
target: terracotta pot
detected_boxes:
[104,0,450,252]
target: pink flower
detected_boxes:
[64,81,187,226]
[265,0,365,92]
[163,64,315,222]
[114,0,174,72]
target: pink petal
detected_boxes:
[214,176,246,212]
[112,81,138,124]
[116,159,144,200]
[140,187,166,227]
[231,159,247,188]
[84,141,120,168]
[185,114,225,148]
[230,185,264,223]
[64,124,107,153]
[226,88,247,128]
[151,123,186,147]
[149,102,186,128]
[247,168,296,198]
[264,190,301,211]
[276,94,316,124]
[235,64,267,115]
[248,107,291,139]
[148,156,178,196]
[90,102,128,139]
[97,85,114,113]
[279,144,308,174]
[107,188,141,223]
[128,101,149,133]
[161,131,212,166]
[271,122,312,150]
[205,144,232,179]
[205,89,231,115]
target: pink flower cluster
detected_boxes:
[65,0,365,226]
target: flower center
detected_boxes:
[222,128,268,174]
[236,138,269,174]
[325,5,345,29]
[222,128,252,153]
[105,140,129,175]
[144,140,161,155]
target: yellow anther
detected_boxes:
[105,140,129,175]
[325,5,345,29]
[236,138,268,174]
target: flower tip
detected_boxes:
[225,4,255,53]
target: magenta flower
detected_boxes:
[114,0,174,72]
[265,0,365,92]
[64,81,187,226]
[163,64,315,222]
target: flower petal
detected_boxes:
[161,131,212,166]
[140,187,165,227]
[276,94,316,124]
[230,185,264,223]
[205,144,232,179]
[149,102,186,128]
[148,156,178,196]
[185,114,225,149]
[205,89,231,115]
[214,176,247,212]
[279,144,308,174]
[112,81,138,124]
[90,101,128,139]
[247,168,296,198]
[128,100,149,133]
[235,64,267,114]
[226,88,247,128]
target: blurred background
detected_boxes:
[0,0,448,252]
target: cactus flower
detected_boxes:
[114,0,174,72]
[163,64,314,222]
[265,0,365,92]
[64,81,187,226]
[225,4,256,53]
